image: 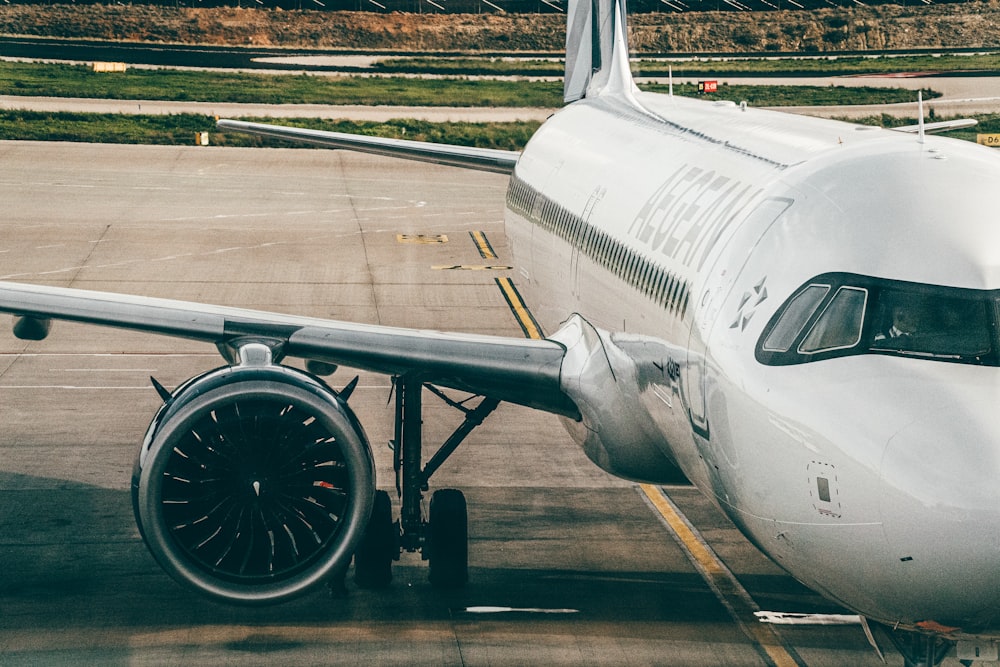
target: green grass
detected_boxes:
[635,52,1000,77]
[1,61,563,107]
[3,110,996,149]
[0,111,541,150]
[374,57,564,76]
[1,61,938,108]
[653,82,938,106]
[0,110,217,145]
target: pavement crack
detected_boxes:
[336,153,382,325]
[67,224,112,289]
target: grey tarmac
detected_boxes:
[0,140,903,665]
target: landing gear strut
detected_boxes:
[352,373,499,589]
[871,622,955,667]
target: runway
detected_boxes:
[0,141,897,665]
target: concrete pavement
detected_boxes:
[0,141,895,665]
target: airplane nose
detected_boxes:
[879,401,1000,632]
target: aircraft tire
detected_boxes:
[427,488,468,589]
[353,489,395,589]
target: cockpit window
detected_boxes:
[757,274,999,366]
[800,287,867,354]
[871,289,990,359]
[761,284,829,352]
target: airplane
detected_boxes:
[1,1,999,665]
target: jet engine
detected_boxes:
[131,343,374,605]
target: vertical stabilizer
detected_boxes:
[563,0,636,104]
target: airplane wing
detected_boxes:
[890,118,978,135]
[216,119,520,175]
[0,280,578,418]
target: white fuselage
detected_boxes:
[505,89,1000,636]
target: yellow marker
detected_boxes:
[397,234,448,244]
[977,134,1000,147]
[640,484,803,667]
[92,61,127,73]
[495,277,543,340]
[470,231,498,259]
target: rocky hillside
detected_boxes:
[0,3,998,53]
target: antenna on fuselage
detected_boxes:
[917,91,925,145]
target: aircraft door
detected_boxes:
[571,186,607,296]
[687,283,723,439]
[686,198,793,439]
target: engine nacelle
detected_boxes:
[131,344,374,605]
[550,315,685,483]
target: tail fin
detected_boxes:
[563,0,636,104]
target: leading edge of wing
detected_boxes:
[0,281,577,418]
[217,119,520,175]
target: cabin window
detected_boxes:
[757,273,1000,366]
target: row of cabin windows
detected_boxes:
[506,175,690,318]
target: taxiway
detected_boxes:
[0,140,902,665]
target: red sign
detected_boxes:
[698,80,718,94]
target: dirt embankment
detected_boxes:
[1,3,998,53]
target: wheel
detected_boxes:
[354,490,396,588]
[427,489,468,589]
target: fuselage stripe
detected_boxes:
[639,484,806,667]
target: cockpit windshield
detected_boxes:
[757,274,999,366]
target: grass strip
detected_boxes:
[654,83,937,106]
[635,53,1000,77]
[1,61,563,107]
[373,57,565,77]
[2,110,997,149]
[2,61,937,108]
[0,111,542,149]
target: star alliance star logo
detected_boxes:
[730,277,768,331]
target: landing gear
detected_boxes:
[427,489,469,589]
[351,373,498,590]
[871,622,955,667]
[353,490,396,589]
[893,632,952,667]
